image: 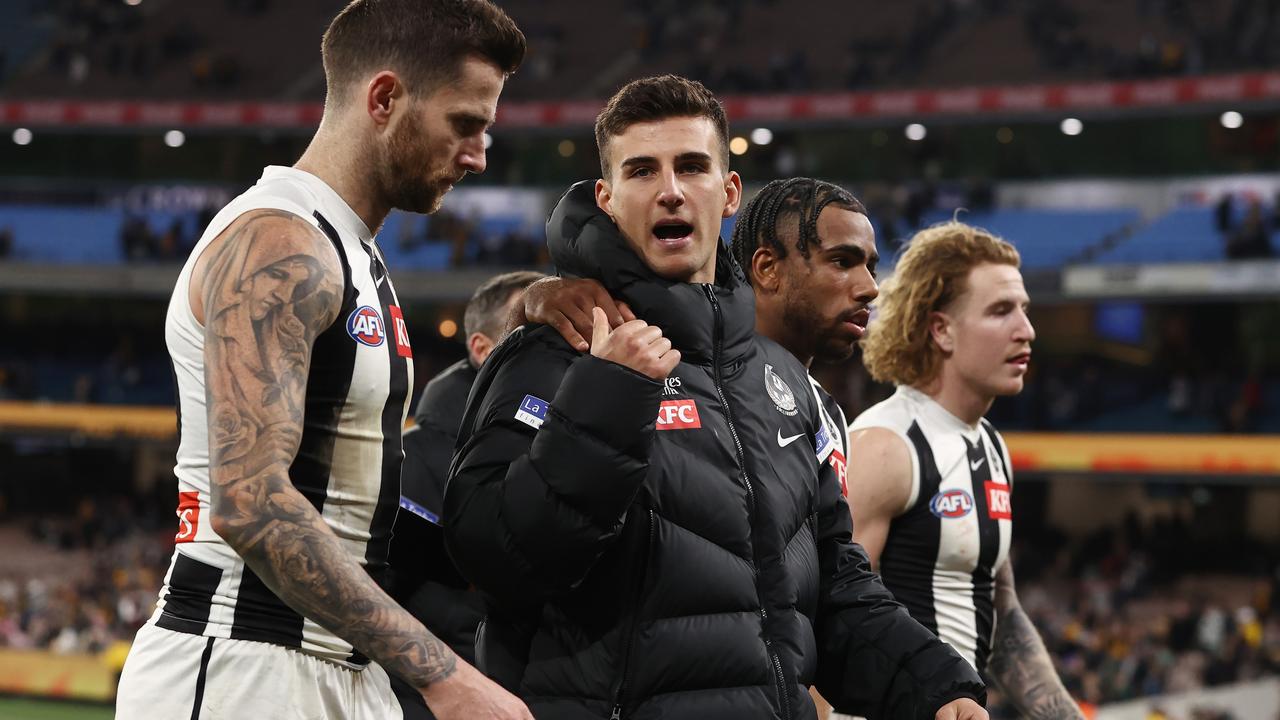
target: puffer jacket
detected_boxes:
[443,181,984,720]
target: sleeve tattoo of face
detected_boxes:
[197,213,459,689]
[203,213,338,470]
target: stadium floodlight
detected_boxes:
[125,0,142,5]
[905,123,927,141]
[12,128,32,146]
[729,136,749,155]
[1220,111,1244,129]
[482,132,493,149]
[438,319,458,338]
[163,130,185,148]
[1060,118,1083,136]
[750,128,773,146]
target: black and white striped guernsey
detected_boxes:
[848,385,1013,673]
[154,166,414,668]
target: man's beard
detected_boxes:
[379,115,453,215]
[783,292,857,364]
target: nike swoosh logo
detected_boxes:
[970,458,984,471]
[777,430,805,448]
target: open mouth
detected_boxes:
[652,220,694,243]
[841,308,872,337]
[1007,352,1031,368]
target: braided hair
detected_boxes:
[730,177,867,285]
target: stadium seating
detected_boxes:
[1095,206,1280,265]
[0,205,126,264]
[916,208,1142,269]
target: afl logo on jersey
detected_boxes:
[929,489,974,518]
[347,305,385,347]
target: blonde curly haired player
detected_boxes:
[846,221,1086,720]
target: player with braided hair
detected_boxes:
[730,177,879,370]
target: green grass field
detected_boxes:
[0,698,113,720]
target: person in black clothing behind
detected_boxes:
[390,270,545,718]
[443,74,986,720]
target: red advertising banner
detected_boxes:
[3,72,1278,130]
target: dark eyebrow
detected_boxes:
[620,151,713,171]
[619,155,657,171]
[449,110,494,130]
[824,242,879,265]
[674,151,713,164]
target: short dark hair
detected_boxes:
[322,0,526,102]
[464,270,545,340]
[594,74,729,179]
[730,177,868,285]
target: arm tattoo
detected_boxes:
[202,210,457,688]
[987,562,1084,720]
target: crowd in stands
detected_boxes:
[1216,195,1280,260]
[18,0,269,95]
[0,495,173,655]
[394,206,547,269]
[1001,514,1280,712]
[7,0,1280,101]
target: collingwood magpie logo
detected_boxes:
[764,364,797,416]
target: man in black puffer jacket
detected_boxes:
[444,75,986,720]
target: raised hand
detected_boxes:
[589,307,679,380]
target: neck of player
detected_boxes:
[754,304,814,370]
[295,124,390,236]
[917,366,994,428]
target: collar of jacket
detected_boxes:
[414,357,477,432]
[546,180,754,367]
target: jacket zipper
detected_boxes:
[702,285,792,720]
[609,508,656,720]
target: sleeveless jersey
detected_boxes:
[153,166,414,667]
[848,385,1013,673]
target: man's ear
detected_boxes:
[722,170,743,218]
[751,246,783,294]
[468,332,494,366]
[365,70,404,129]
[595,178,615,221]
[928,311,955,355]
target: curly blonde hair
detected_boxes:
[861,221,1020,387]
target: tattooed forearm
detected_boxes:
[987,562,1084,720]
[201,211,457,689]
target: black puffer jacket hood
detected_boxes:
[547,179,754,366]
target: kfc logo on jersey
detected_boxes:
[929,489,974,518]
[387,305,412,359]
[829,449,848,498]
[175,491,200,543]
[656,399,701,430]
[985,481,1012,520]
[347,305,385,347]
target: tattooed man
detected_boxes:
[114,2,532,719]
[848,222,1085,720]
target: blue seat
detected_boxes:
[0,206,128,263]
